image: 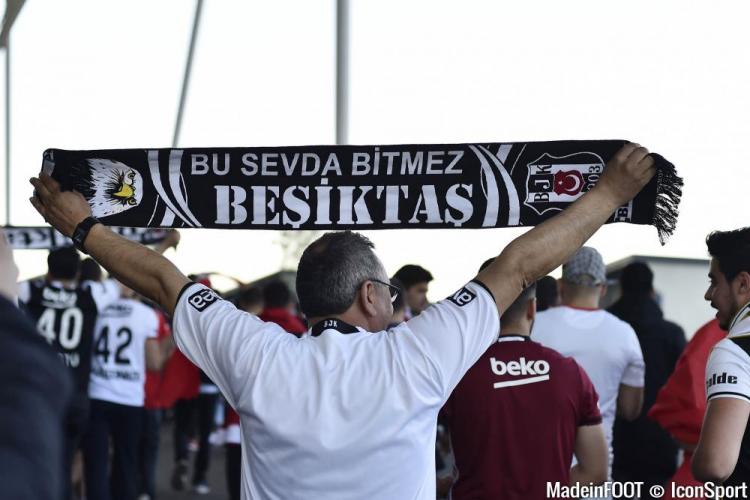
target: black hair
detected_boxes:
[238,286,263,309]
[263,280,292,309]
[79,258,103,282]
[296,231,383,318]
[706,228,750,281]
[393,264,433,289]
[47,247,81,281]
[535,275,559,312]
[620,261,653,295]
[501,283,537,324]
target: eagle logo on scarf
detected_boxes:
[74,159,144,218]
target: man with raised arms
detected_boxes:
[29,143,654,499]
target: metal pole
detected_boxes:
[1,1,28,226]
[173,0,204,148]
[335,0,349,145]
[5,38,10,225]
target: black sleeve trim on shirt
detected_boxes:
[471,278,496,305]
[707,391,750,403]
[174,281,198,311]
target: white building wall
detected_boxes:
[644,261,714,339]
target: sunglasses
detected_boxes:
[370,278,402,304]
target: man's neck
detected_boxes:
[563,297,600,310]
[499,323,530,337]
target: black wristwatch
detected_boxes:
[72,216,101,254]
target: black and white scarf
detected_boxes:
[41,140,682,243]
[5,226,168,250]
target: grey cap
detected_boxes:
[562,247,606,286]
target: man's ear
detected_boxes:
[358,281,378,317]
[527,298,536,323]
[599,284,608,299]
[733,271,750,303]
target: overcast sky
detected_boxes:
[3,0,749,299]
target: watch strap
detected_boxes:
[72,216,101,254]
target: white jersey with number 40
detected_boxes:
[88,298,158,407]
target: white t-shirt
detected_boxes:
[706,304,750,405]
[173,281,499,500]
[532,306,645,457]
[705,339,750,403]
[88,298,159,407]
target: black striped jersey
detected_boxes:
[19,279,119,394]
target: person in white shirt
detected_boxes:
[693,227,750,486]
[532,246,646,484]
[29,142,656,499]
[81,282,167,500]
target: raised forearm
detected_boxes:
[29,173,189,313]
[478,143,654,311]
[480,185,620,311]
[509,186,620,285]
[85,225,189,314]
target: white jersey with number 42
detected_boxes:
[88,298,158,407]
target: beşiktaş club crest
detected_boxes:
[523,151,604,216]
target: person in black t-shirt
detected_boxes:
[18,247,120,499]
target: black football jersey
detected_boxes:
[22,280,103,394]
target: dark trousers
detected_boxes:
[82,399,143,500]
[63,393,89,500]
[226,444,242,500]
[138,409,161,499]
[173,393,219,484]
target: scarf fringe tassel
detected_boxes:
[652,153,684,245]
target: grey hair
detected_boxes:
[296,231,386,318]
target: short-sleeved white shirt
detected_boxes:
[88,298,159,407]
[705,340,750,403]
[172,281,499,500]
[706,304,750,405]
[532,306,645,457]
